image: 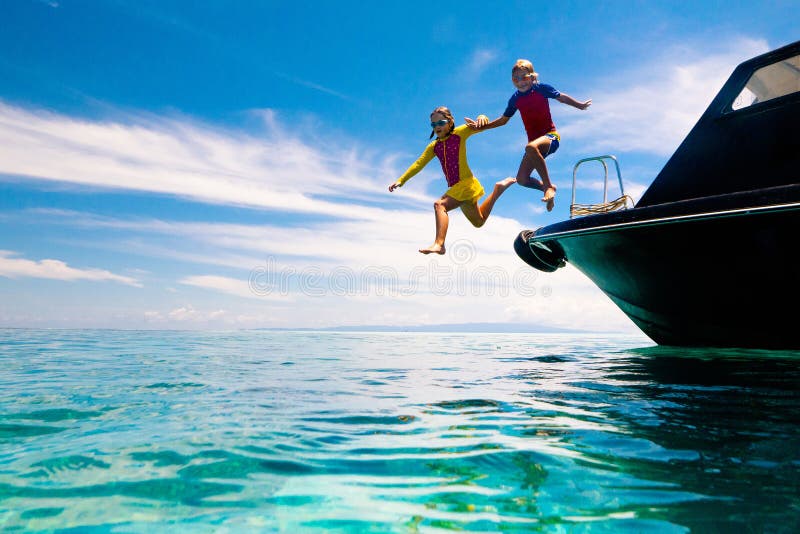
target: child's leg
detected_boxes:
[515,136,557,210]
[461,177,516,228]
[420,195,460,255]
[515,157,544,191]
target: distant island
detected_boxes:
[255,323,617,334]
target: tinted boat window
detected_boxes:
[731,54,800,110]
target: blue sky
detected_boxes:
[0,1,796,331]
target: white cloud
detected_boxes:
[465,48,498,77]
[167,305,198,321]
[18,204,634,332]
[0,101,431,218]
[560,37,771,157]
[143,310,163,321]
[273,72,354,102]
[180,274,289,301]
[144,306,228,324]
[0,250,141,287]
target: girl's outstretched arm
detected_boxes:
[465,114,510,130]
[557,93,592,110]
[389,143,436,192]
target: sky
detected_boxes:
[0,0,796,332]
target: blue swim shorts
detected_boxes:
[544,132,560,157]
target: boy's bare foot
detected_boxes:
[495,177,516,192]
[542,185,557,212]
[419,244,446,255]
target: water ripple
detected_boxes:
[0,329,798,531]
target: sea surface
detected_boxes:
[1,329,799,533]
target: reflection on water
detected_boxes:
[605,346,800,531]
[0,330,798,532]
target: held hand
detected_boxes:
[465,115,489,129]
[388,182,400,192]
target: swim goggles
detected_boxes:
[430,119,449,128]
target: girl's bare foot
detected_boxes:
[419,243,446,255]
[542,185,557,212]
[495,177,517,192]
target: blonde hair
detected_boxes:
[512,59,539,83]
[429,106,455,139]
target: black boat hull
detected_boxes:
[523,196,800,348]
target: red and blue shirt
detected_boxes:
[503,83,561,141]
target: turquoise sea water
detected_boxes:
[1,329,799,532]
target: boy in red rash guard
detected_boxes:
[467,59,591,211]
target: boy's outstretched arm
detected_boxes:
[557,93,592,110]
[465,114,511,130]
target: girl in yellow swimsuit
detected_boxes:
[388,106,516,255]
